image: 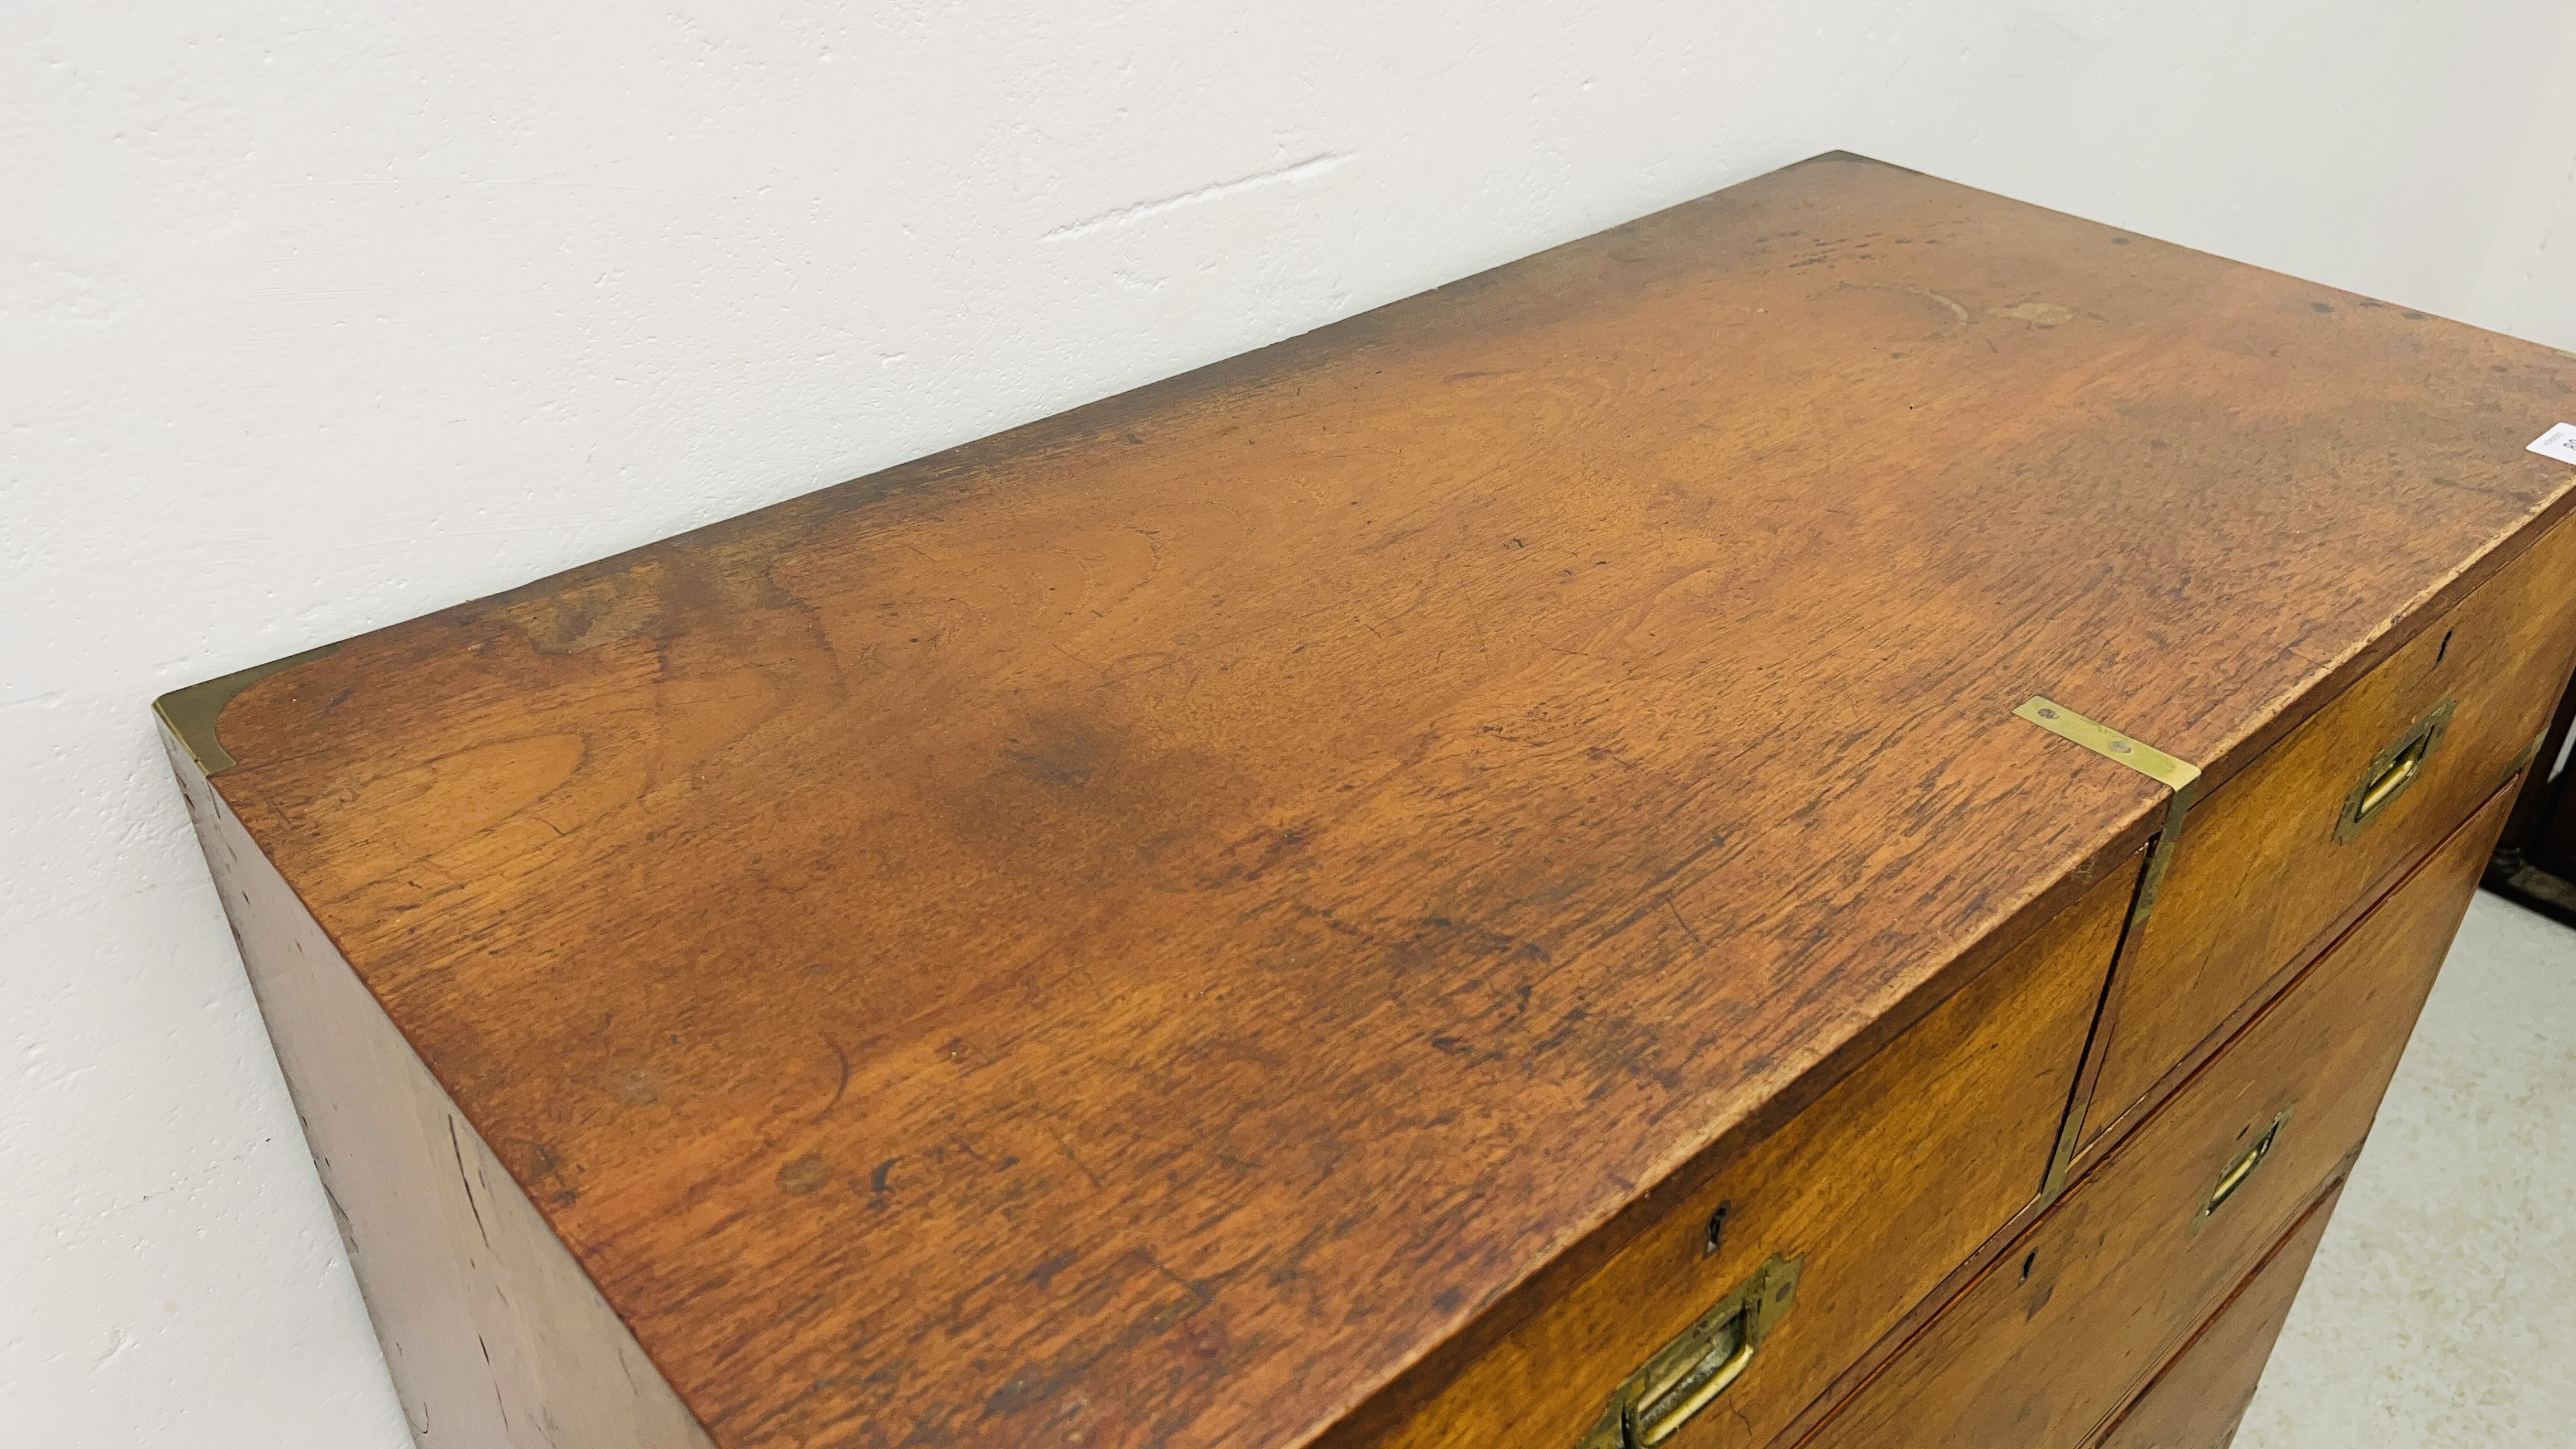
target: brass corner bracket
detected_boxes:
[152,643,340,776]
[2014,696,2204,922]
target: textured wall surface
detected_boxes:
[6,3,2576,1444]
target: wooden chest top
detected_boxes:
[178,153,2576,1448]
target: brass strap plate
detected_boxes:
[2013,696,2202,793]
[2014,696,2202,920]
[2019,694,2208,1193]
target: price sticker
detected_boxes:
[2529,423,2576,464]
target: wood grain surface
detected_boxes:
[1360,849,2134,1449]
[2090,1181,2347,1449]
[162,728,716,1449]
[1798,781,2511,1449]
[2079,510,2576,1156]
[185,153,2576,1449]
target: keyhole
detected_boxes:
[2437,629,2453,664]
[2020,1250,2037,1284]
[1703,1202,1732,1257]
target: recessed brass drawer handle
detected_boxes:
[2197,1106,2292,1227]
[1576,1255,1804,1448]
[2336,698,2455,841]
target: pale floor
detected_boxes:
[2238,890,2576,1446]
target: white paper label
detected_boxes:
[2529,423,2576,464]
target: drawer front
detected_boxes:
[1802,781,2506,1449]
[1363,855,2138,1449]
[2087,515,2576,1149]
[2092,1179,2345,1449]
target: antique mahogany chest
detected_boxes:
[162,153,2576,1449]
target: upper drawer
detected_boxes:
[2084,514,2576,1151]
[1351,853,2136,1449]
[1799,780,2510,1449]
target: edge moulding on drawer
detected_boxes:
[1792,779,2517,1449]
[1353,850,2141,1449]
[156,148,2576,1449]
[2092,1180,2349,1449]
[2063,511,2576,1170]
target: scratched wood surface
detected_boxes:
[1798,781,2510,1449]
[2076,510,2576,1156]
[191,153,2576,1449]
[165,730,717,1449]
[1358,852,2135,1449]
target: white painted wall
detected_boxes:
[6,3,2573,1443]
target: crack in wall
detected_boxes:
[1042,153,1353,241]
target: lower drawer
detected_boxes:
[2093,1178,2345,1449]
[1798,779,2508,1449]
[1352,852,2138,1449]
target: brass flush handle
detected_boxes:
[2196,1106,2292,1228]
[2336,698,2456,842]
[1576,1255,1804,1449]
